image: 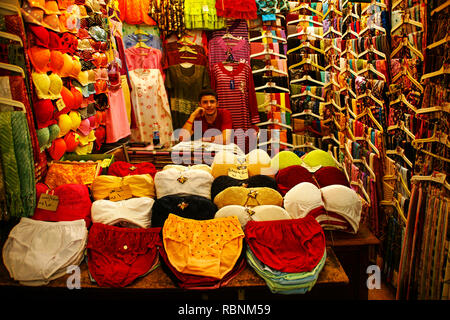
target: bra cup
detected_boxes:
[32,72,51,99]
[48,73,63,99]
[60,53,74,77]
[29,47,51,73]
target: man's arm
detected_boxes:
[181,107,204,137]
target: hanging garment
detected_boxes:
[124,46,164,78]
[128,69,173,146]
[208,36,251,71]
[164,64,210,129]
[184,0,225,30]
[210,62,259,132]
[105,84,131,143]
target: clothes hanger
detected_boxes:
[292,109,323,119]
[286,41,325,55]
[357,88,384,108]
[341,41,358,58]
[358,44,386,60]
[249,31,286,43]
[324,41,341,54]
[341,63,358,78]
[431,0,450,16]
[355,107,384,133]
[134,25,149,36]
[257,99,292,113]
[427,34,450,50]
[291,88,324,101]
[391,12,423,35]
[387,120,415,140]
[357,63,387,82]
[411,172,450,191]
[323,26,342,38]
[420,64,450,82]
[258,139,294,148]
[290,74,325,87]
[412,125,449,146]
[386,147,413,168]
[255,120,292,130]
[254,81,290,93]
[323,4,343,19]
[287,29,323,40]
[287,16,323,27]
[0,31,23,47]
[292,142,319,150]
[390,36,424,61]
[250,48,287,59]
[392,65,423,92]
[0,62,24,77]
[359,22,386,37]
[324,75,340,89]
[350,179,372,205]
[361,0,387,16]
[0,2,20,15]
[0,97,25,112]
[222,31,243,41]
[341,28,359,40]
[179,45,197,55]
[366,128,381,157]
[252,64,288,76]
[288,57,326,71]
[290,3,324,19]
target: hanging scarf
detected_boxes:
[0,156,6,220]
[0,112,24,218]
[11,111,36,217]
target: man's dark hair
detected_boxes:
[198,89,218,101]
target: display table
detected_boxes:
[325,225,381,300]
[0,247,349,300]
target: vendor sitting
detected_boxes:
[181,89,232,144]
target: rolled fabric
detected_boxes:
[151,194,217,227]
[321,185,362,234]
[214,186,283,209]
[91,174,156,200]
[154,167,214,199]
[91,197,154,228]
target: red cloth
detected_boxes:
[32,183,92,227]
[193,108,233,135]
[275,165,316,196]
[108,161,157,178]
[314,166,350,188]
[87,223,161,287]
[245,216,325,273]
[215,0,257,19]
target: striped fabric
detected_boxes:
[211,62,259,133]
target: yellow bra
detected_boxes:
[92,174,156,200]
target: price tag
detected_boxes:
[55,98,66,111]
[109,185,133,202]
[37,193,59,211]
[228,167,248,180]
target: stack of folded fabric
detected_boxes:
[244,216,327,294]
[158,214,246,289]
[2,180,92,286]
[86,171,159,288]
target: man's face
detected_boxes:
[200,95,218,115]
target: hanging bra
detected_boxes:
[28,46,51,73]
[32,71,63,100]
